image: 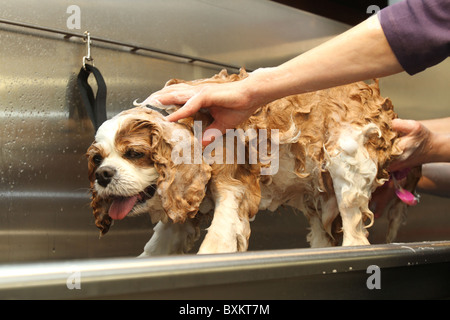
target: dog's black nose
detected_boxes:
[95,166,116,187]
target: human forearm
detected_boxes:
[427,131,450,164]
[420,117,450,134]
[417,163,450,198]
[149,12,405,144]
[244,15,404,107]
[418,118,450,164]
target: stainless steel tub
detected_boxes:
[1,0,449,299]
[1,241,450,300]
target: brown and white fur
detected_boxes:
[86,69,421,256]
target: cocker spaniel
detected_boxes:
[86,69,420,256]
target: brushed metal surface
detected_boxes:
[0,0,449,299]
[1,241,449,299]
[0,0,353,263]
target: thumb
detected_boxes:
[391,119,418,135]
[202,121,228,146]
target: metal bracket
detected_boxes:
[82,31,94,70]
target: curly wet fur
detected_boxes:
[87,68,421,253]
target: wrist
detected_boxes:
[428,132,450,163]
[244,66,295,109]
[246,67,276,103]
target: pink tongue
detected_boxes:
[108,196,138,220]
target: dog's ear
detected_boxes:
[157,160,211,223]
[149,120,212,223]
[86,144,112,236]
[91,188,113,236]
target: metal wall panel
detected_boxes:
[0,0,449,299]
[0,0,353,263]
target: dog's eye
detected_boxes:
[93,154,103,165]
[125,149,145,160]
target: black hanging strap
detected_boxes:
[77,64,107,132]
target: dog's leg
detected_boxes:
[337,205,371,246]
[386,201,407,243]
[327,125,380,246]
[198,186,251,254]
[307,197,339,247]
[138,219,199,257]
[307,215,334,247]
[328,165,374,246]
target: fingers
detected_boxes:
[389,119,431,171]
[156,90,196,106]
[165,92,205,122]
[141,83,203,116]
[142,84,189,105]
[391,118,421,135]
[144,84,214,122]
[202,120,228,146]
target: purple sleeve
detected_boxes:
[378,0,450,75]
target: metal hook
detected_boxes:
[82,31,94,70]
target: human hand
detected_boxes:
[143,80,260,146]
[370,168,419,218]
[389,118,434,171]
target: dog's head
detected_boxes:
[86,106,211,236]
